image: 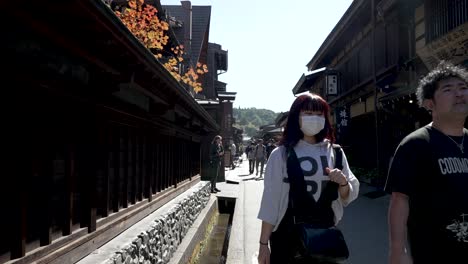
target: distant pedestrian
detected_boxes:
[254,139,267,179]
[246,141,256,174]
[230,141,237,170]
[385,61,468,264]
[266,139,275,160]
[257,93,359,264]
[209,135,224,193]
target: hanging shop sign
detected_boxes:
[326,73,338,95]
[335,106,350,141]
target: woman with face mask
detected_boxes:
[257,93,359,264]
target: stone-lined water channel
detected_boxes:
[195,198,235,264]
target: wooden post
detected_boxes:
[122,127,129,208]
[63,146,75,235]
[139,133,145,201]
[162,141,167,190]
[89,121,99,233]
[11,197,27,259]
[154,140,160,193]
[159,141,164,191]
[129,129,136,205]
[10,103,32,258]
[170,138,175,188]
[171,138,177,188]
[112,126,121,213]
[135,131,142,202]
[39,155,52,246]
[185,142,189,180]
[101,124,110,218]
[173,140,178,187]
[145,134,153,201]
[79,123,97,233]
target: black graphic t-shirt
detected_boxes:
[386,125,468,263]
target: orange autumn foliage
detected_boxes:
[115,0,169,56]
[115,0,208,93]
[163,46,208,93]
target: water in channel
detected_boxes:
[195,213,231,264]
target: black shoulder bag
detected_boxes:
[286,144,349,262]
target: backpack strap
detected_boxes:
[332,144,343,170]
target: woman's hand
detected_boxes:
[257,244,270,264]
[325,167,347,185]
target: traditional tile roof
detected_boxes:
[162,4,211,67]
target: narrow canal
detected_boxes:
[195,198,235,264]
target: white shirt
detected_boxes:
[231,143,236,156]
[257,140,360,231]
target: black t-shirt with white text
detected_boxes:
[385,125,468,263]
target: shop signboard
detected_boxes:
[335,106,350,142]
[417,23,468,69]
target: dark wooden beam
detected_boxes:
[170,137,176,188]
[112,126,121,213]
[163,141,169,190]
[39,155,52,246]
[138,132,144,201]
[79,124,97,233]
[129,129,136,205]
[63,146,75,236]
[154,141,161,193]
[102,124,111,218]
[12,9,121,76]
[122,127,129,208]
[11,193,27,259]
[146,135,154,200]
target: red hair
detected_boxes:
[280,93,335,148]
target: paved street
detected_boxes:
[223,156,390,264]
[338,182,390,263]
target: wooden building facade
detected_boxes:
[293,0,468,185]
[2,1,218,263]
[162,2,236,171]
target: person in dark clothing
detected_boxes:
[385,61,468,264]
[266,139,276,160]
[254,139,267,179]
[209,135,224,193]
[246,141,256,174]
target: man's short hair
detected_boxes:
[416,61,468,107]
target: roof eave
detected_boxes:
[292,74,306,95]
[292,67,327,95]
[88,0,219,131]
[306,0,366,70]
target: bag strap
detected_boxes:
[285,145,305,224]
[285,145,303,188]
[286,143,340,226]
[332,144,343,170]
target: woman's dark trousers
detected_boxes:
[249,159,255,174]
[211,163,219,191]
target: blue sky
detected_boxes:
[161,0,353,113]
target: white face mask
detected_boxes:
[300,115,325,136]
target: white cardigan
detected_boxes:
[257,140,360,232]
